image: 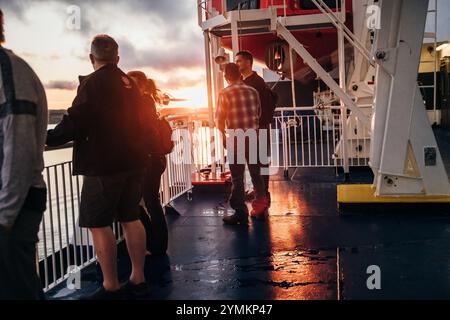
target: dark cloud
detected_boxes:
[1,0,195,23]
[118,35,205,72]
[127,0,194,20]
[45,80,78,90]
[0,0,28,17]
[3,0,206,83]
[0,0,94,35]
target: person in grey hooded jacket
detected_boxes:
[0,10,48,300]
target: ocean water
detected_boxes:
[44,148,72,166]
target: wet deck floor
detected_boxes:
[48,129,450,300]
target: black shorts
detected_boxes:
[79,170,143,228]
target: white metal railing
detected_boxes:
[184,107,370,172]
[272,111,342,168]
[197,0,216,26]
[191,121,226,173]
[197,0,288,26]
[38,126,194,292]
[421,0,439,124]
[163,125,194,204]
[38,162,98,292]
[197,0,348,25]
[271,107,370,170]
[184,107,369,173]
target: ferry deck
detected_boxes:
[43,127,450,300]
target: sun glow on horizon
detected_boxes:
[45,78,208,111]
[2,1,207,110]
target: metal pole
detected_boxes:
[311,0,374,66]
[231,14,239,61]
[207,0,212,13]
[203,31,217,176]
[338,0,349,175]
[197,0,203,27]
[289,46,297,113]
[222,0,227,14]
[211,35,226,170]
[277,23,369,125]
[434,0,438,124]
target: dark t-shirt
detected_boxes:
[243,72,278,128]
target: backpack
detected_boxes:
[158,117,174,155]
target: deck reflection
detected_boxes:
[47,161,450,300]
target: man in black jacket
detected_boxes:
[47,35,150,299]
[236,51,278,204]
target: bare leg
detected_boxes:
[121,220,146,285]
[90,227,120,291]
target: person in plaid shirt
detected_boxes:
[216,63,269,225]
[236,51,278,205]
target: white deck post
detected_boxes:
[372,0,450,196]
[231,13,240,61]
[338,0,349,174]
[203,31,217,176]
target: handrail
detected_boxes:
[310,0,376,67]
[197,0,213,26]
[198,0,291,25]
[277,22,370,125]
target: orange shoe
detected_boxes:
[250,197,269,220]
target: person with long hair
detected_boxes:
[128,71,169,256]
[146,78,161,104]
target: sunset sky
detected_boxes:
[1,0,208,109]
[1,0,449,110]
